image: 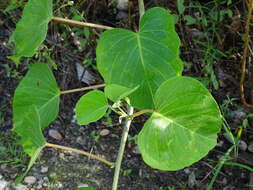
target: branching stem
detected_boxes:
[112,106,134,190]
[240,0,253,108]
[60,84,105,95]
[52,17,114,30]
[46,143,114,167]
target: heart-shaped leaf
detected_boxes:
[10,0,53,62]
[97,7,183,110]
[138,77,222,170]
[75,90,108,125]
[14,105,46,156]
[13,62,60,130]
[13,105,46,184]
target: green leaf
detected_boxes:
[177,0,185,15]
[138,77,222,170]
[15,147,43,184]
[13,62,60,130]
[76,187,95,190]
[10,0,53,62]
[97,7,183,110]
[184,15,196,25]
[14,106,46,184]
[14,105,46,156]
[104,84,139,102]
[75,90,108,125]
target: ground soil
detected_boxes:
[0,1,253,190]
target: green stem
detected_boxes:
[132,109,154,118]
[112,106,134,190]
[60,84,105,95]
[207,145,235,190]
[138,0,145,18]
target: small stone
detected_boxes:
[216,140,224,147]
[188,172,196,188]
[238,140,247,151]
[99,129,110,136]
[40,166,48,173]
[76,136,86,145]
[75,63,96,85]
[13,184,27,190]
[116,11,128,20]
[0,179,8,189]
[184,168,191,174]
[43,177,49,182]
[248,141,253,153]
[24,176,37,185]
[49,129,63,140]
[117,0,128,10]
[132,146,140,154]
[0,174,3,179]
[36,179,43,189]
[1,164,7,170]
[78,184,89,188]
[10,173,18,179]
[222,177,227,185]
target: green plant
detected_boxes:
[10,0,222,189]
[122,169,132,176]
[178,0,234,90]
[0,132,28,167]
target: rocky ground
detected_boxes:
[1,0,253,190]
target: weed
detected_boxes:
[180,0,234,90]
[122,169,132,176]
[0,132,28,168]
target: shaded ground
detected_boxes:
[0,0,253,189]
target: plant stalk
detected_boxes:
[112,106,134,190]
[52,17,114,30]
[60,84,105,95]
[46,143,114,166]
[132,109,154,118]
[240,0,253,108]
[138,0,145,18]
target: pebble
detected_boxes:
[78,183,89,188]
[228,109,247,119]
[222,177,227,185]
[248,141,253,153]
[132,146,140,154]
[24,176,37,185]
[117,0,128,10]
[0,179,8,189]
[13,184,28,190]
[116,11,128,20]
[216,140,224,147]
[40,166,48,173]
[238,140,247,151]
[184,168,191,174]
[1,164,7,170]
[76,136,86,145]
[187,172,196,188]
[99,129,110,136]
[49,129,63,140]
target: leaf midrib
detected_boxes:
[136,34,155,107]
